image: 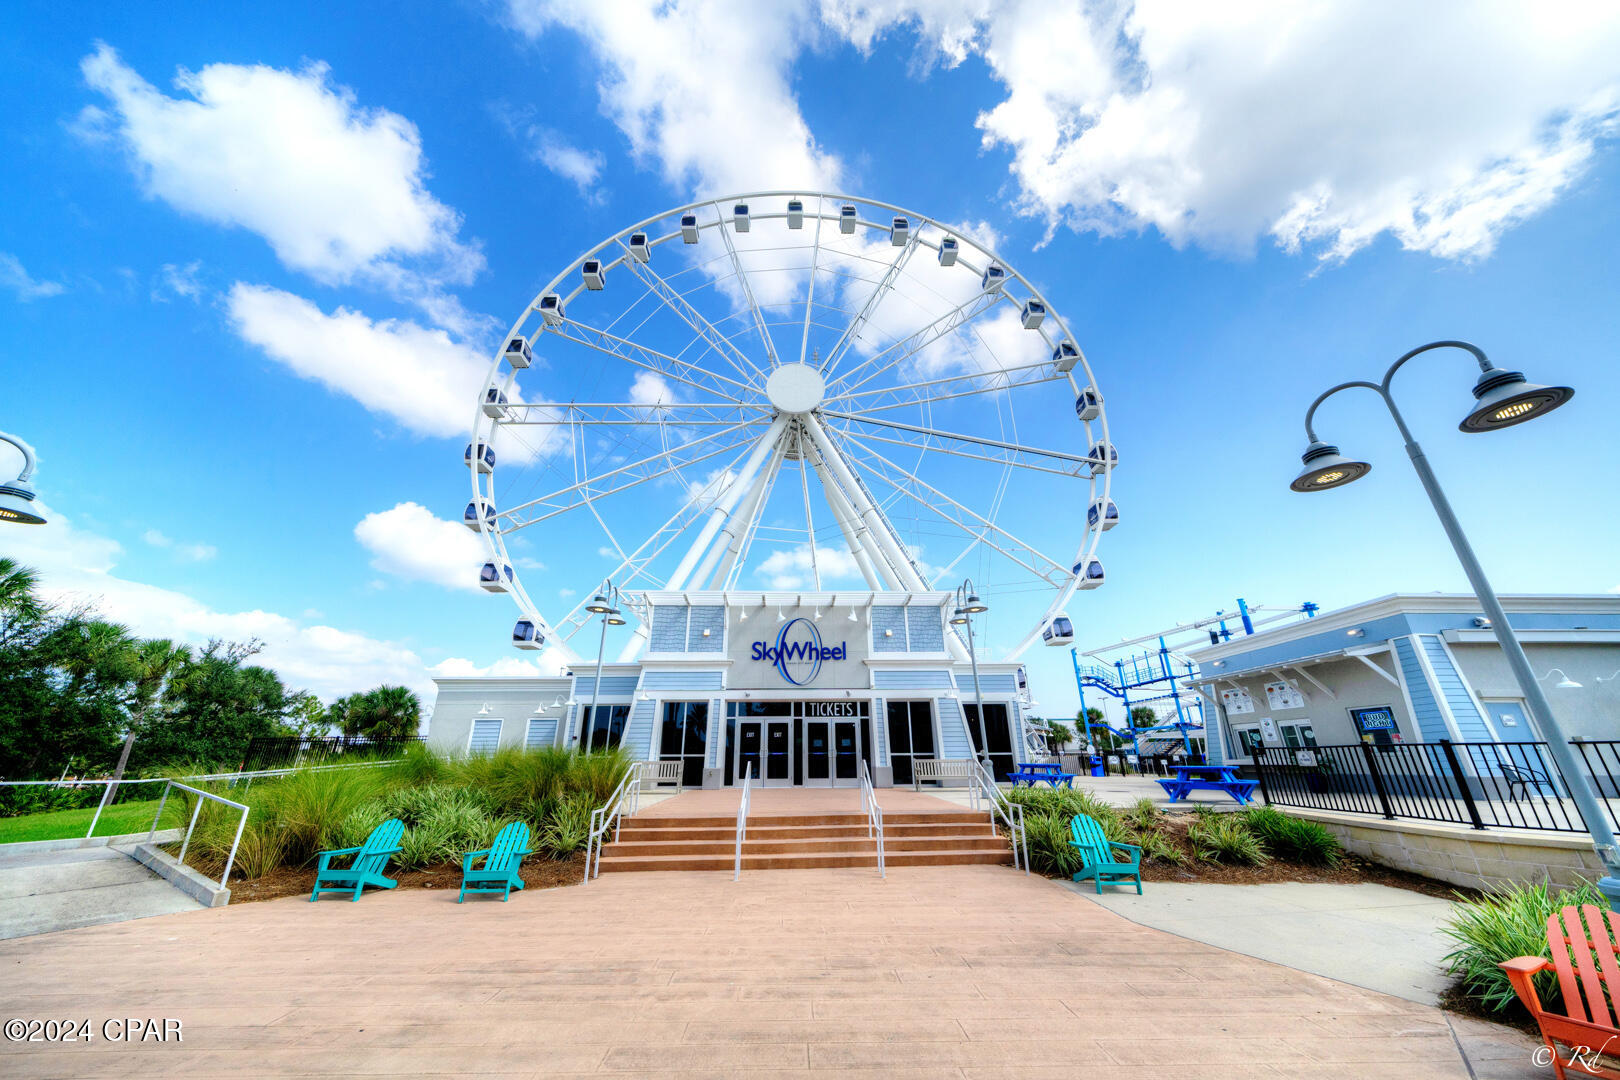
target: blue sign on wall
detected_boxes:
[1349,706,1397,733]
[750,618,846,686]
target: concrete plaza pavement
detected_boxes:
[0,839,201,941]
[0,864,1523,1078]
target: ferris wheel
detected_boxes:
[465,192,1115,664]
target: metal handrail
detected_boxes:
[583,760,648,883]
[145,781,250,891]
[734,763,753,881]
[858,759,886,878]
[967,759,1028,874]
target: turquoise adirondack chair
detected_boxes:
[459,821,531,902]
[1068,813,1143,895]
[309,819,404,902]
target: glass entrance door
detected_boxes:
[804,720,861,787]
[737,720,792,787]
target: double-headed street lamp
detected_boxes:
[582,582,626,750]
[1293,339,1618,909]
[0,432,46,525]
[949,580,992,772]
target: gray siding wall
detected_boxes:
[873,669,954,690]
[872,606,907,652]
[642,670,725,691]
[906,607,944,652]
[650,606,687,652]
[687,606,725,651]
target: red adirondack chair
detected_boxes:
[1499,903,1620,1079]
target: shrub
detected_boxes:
[1132,826,1188,866]
[539,794,597,858]
[1023,812,1084,877]
[1187,814,1268,865]
[1441,880,1608,1017]
[1126,797,1160,831]
[1242,806,1344,866]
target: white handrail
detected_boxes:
[859,759,885,878]
[144,781,251,891]
[584,760,648,883]
[967,759,1029,874]
[734,762,753,881]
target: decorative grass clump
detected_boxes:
[1186,813,1268,865]
[1022,812,1086,877]
[538,794,598,858]
[1441,879,1608,1017]
[1241,806,1344,866]
[1130,826,1188,866]
[1126,797,1161,831]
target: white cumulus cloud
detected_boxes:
[755,543,863,589]
[0,253,66,301]
[355,502,489,592]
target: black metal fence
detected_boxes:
[240,736,424,772]
[1250,739,1620,833]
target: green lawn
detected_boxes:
[0,797,182,844]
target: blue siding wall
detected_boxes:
[1393,636,1449,741]
[650,606,687,651]
[936,698,972,758]
[642,670,725,691]
[873,698,888,765]
[873,669,954,690]
[964,673,1016,694]
[906,607,944,652]
[872,606,907,652]
[622,699,656,760]
[571,675,639,697]
[687,606,725,651]
[1421,636,1491,740]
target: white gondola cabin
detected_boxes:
[1075,388,1102,422]
[1042,616,1075,646]
[937,236,958,266]
[981,264,1006,292]
[479,561,514,593]
[1088,441,1117,473]
[1052,340,1079,372]
[628,233,650,262]
[1020,300,1046,329]
[463,499,496,532]
[733,203,750,232]
[512,619,544,650]
[890,216,910,246]
[482,388,511,420]
[582,259,606,290]
[680,214,699,243]
[786,199,804,229]
[537,293,564,326]
[1016,666,1029,693]
[503,335,533,369]
[839,204,857,233]
[1072,557,1106,590]
[465,441,495,475]
[1087,498,1119,531]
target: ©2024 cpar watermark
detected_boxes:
[5,1018,181,1043]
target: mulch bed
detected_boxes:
[224,853,588,904]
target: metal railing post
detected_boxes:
[1249,746,1272,805]
[1438,739,1486,830]
[1358,741,1397,820]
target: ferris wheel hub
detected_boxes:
[765,363,826,414]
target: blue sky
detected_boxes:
[2,1,1618,720]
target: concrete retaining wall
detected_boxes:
[1284,808,1607,893]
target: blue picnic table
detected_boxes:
[1008,762,1076,788]
[1155,764,1259,805]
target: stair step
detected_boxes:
[597,847,1011,873]
[601,833,1006,858]
[621,811,992,831]
[611,822,994,842]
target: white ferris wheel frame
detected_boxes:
[468,191,1113,664]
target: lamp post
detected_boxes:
[0,432,46,525]
[950,580,992,772]
[1292,339,1619,909]
[583,582,626,751]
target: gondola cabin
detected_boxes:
[680,214,699,243]
[1053,340,1079,372]
[463,499,496,532]
[733,203,750,232]
[628,233,650,262]
[482,388,511,419]
[1042,616,1075,646]
[1088,441,1117,473]
[512,619,544,650]
[582,259,606,290]
[1016,666,1029,693]
[504,335,533,369]
[1020,300,1046,329]
[465,441,495,475]
[937,236,958,266]
[1075,388,1102,422]
[537,293,564,326]
[479,561,514,593]
[890,216,910,246]
[1072,557,1106,589]
[786,199,804,229]
[839,204,857,233]
[981,264,1006,292]
[1087,498,1119,531]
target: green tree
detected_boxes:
[1045,721,1074,753]
[342,685,421,739]
[284,691,333,739]
[104,638,191,802]
[1130,705,1158,729]
[136,640,290,767]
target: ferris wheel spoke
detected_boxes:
[798,197,826,367]
[830,359,1062,414]
[832,428,1071,588]
[823,289,1004,399]
[713,205,782,369]
[504,401,771,426]
[818,232,921,380]
[823,409,1088,473]
[613,237,770,391]
[546,317,759,404]
[832,426,1084,479]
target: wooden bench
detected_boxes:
[642,760,684,790]
[912,758,975,790]
[1008,762,1076,788]
[1155,765,1258,805]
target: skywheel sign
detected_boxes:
[751,618,847,686]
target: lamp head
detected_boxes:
[962,592,988,614]
[1459,367,1573,432]
[605,611,626,626]
[0,479,45,525]
[949,608,968,626]
[1290,441,1371,493]
[585,592,613,614]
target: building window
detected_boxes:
[1279,722,1316,750]
[578,704,630,752]
[885,701,936,785]
[525,717,551,749]
[469,717,503,754]
[1233,726,1264,757]
[964,703,1015,782]
[659,702,709,786]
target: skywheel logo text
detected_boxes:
[751,619,846,686]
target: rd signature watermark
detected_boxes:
[1533,1036,1617,1072]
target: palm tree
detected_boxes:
[0,558,44,624]
[103,639,191,804]
[346,686,421,740]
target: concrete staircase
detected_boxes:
[597,809,1013,873]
